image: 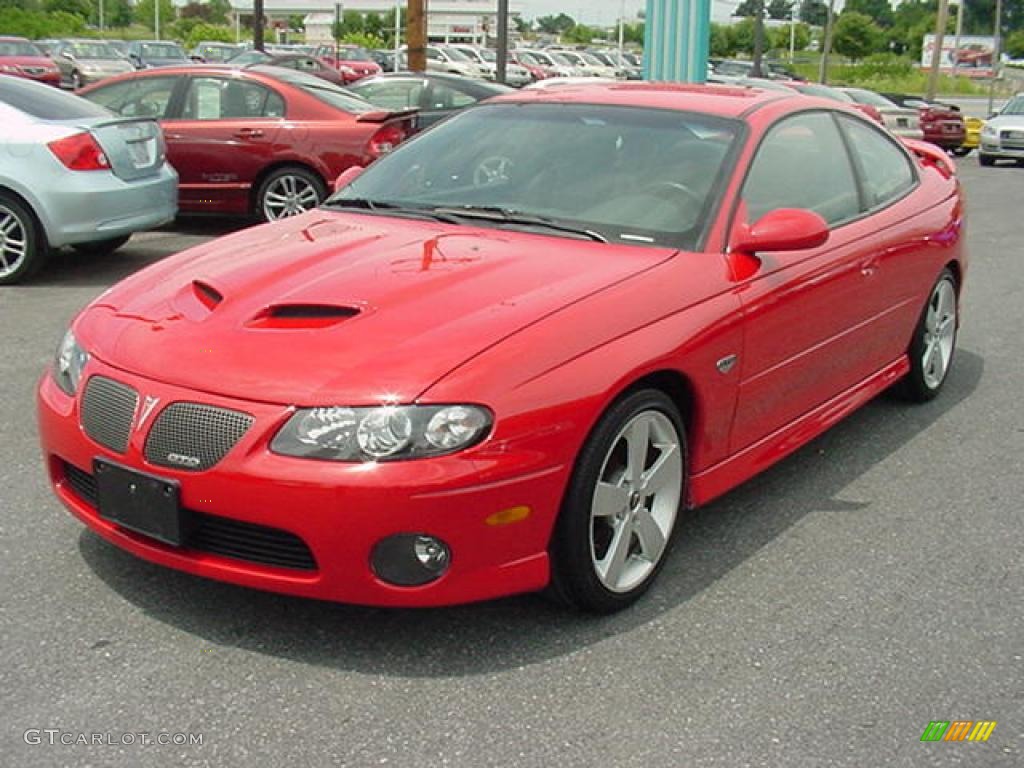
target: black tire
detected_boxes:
[0,191,46,286]
[548,389,688,613]
[254,165,326,222]
[978,153,995,167]
[899,268,959,403]
[951,147,971,157]
[71,71,82,91]
[71,235,131,256]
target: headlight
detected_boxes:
[981,124,996,136]
[53,329,88,396]
[271,404,492,462]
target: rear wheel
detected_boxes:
[71,235,131,255]
[978,153,995,167]
[0,193,45,285]
[549,389,687,613]
[71,70,82,90]
[951,147,971,157]
[256,166,326,222]
[900,268,958,402]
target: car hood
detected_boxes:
[987,115,1024,130]
[78,211,676,405]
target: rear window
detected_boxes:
[250,66,375,114]
[69,42,118,59]
[140,43,185,59]
[0,76,111,120]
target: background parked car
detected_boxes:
[312,44,382,83]
[836,87,923,139]
[243,54,346,86]
[781,81,886,124]
[349,72,512,131]
[881,93,966,152]
[959,114,985,156]
[126,40,190,70]
[190,42,244,63]
[78,66,415,221]
[515,49,576,78]
[404,45,487,79]
[0,36,60,86]
[0,76,177,284]
[978,93,1024,166]
[51,39,133,89]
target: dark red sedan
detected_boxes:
[0,36,60,86]
[78,65,413,220]
[38,84,966,612]
[882,93,966,152]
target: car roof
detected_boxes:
[490,81,790,118]
[0,36,32,42]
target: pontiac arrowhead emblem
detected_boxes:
[136,395,161,432]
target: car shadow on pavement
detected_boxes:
[77,349,984,678]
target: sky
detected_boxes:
[515,1,740,26]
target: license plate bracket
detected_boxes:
[95,458,187,546]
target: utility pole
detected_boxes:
[818,0,836,84]
[394,2,401,72]
[496,0,508,83]
[789,6,796,62]
[618,0,626,58]
[952,0,964,75]
[155,0,160,40]
[408,0,426,72]
[926,0,950,101]
[751,0,765,77]
[987,0,1003,115]
[254,0,265,51]
[99,0,104,31]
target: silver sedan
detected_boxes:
[0,75,177,284]
[979,93,1024,166]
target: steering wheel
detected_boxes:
[639,181,703,211]
[473,155,514,187]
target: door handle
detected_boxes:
[233,128,264,139]
[163,133,184,140]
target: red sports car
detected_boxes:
[313,44,382,83]
[77,65,413,220]
[38,84,966,612]
[0,36,60,86]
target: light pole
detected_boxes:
[496,0,508,83]
[952,0,964,75]
[789,6,796,62]
[394,2,401,73]
[98,0,104,31]
[987,0,1003,116]
[925,0,950,101]
[155,0,160,40]
[618,0,626,58]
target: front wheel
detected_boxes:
[256,166,326,222]
[950,147,971,157]
[549,389,687,613]
[900,268,958,402]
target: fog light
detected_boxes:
[372,534,450,586]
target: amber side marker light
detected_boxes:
[486,506,531,527]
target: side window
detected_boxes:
[743,111,860,227]
[426,47,442,62]
[181,77,285,120]
[428,83,475,110]
[838,115,916,209]
[358,81,423,110]
[85,76,177,119]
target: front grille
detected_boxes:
[61,461,317,571]
[144,402,253,471]
[80,376,139,453]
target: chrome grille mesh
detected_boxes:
[80,376,139,453]
[144,402,253,471]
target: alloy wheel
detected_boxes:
[922,276,957,390]
[262,174,321,220]
[0,203,29,280]
[590,410,683,593]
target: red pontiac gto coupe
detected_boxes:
[38,83,966,613]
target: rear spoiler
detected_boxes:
[903,138,956,179]
[356,108,419,123]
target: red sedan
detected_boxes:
[77,65,413,220]
[38,84,966,612]
[0,36,60,86]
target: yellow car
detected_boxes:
[954,115,985,156]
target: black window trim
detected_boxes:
[175,73,288,121]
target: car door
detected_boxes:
[727,110,894,453]
[161,75,287,214]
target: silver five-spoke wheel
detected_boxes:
[591,410,683,593]
[0,202,29,281]
[921,276,957,390]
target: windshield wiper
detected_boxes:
[430,205,608,243]
[323,198,462,223]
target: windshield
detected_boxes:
[140,42,185,59]
[441,47,471,62]
[481,49,497,62]
[230,50,270,66]
[198,45,239,62]
[251,66,374,113]
[847,89,897,108]
[0,41,43,57]
[340,46,372,61]
[330,103,740,249]
[581,52,604,66]
[550,52,573,67]
[70,42,118,59]
[1001,96,1024,115]
[518,51,540,66]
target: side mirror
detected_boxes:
[61,51,74,60]
[732,208,829,254]
[333,165,365,193]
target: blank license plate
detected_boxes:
[127,140,152,168]
[95,458,185,546]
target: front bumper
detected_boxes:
[37,360,561,606]
[40,164,178,248]
[980,136,1024,159]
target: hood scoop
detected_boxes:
[246,304,362,330]
[193,280,224,310]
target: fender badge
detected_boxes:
[717,354,738,375]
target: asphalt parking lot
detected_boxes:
[2,159,1022,767]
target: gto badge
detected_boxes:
[136,395,161,431]
[166,453,202,469]
[716,354,738,375]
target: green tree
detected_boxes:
[134,0,176,31]
[363,12,384,39]
[734,0,761,17]
[341,31,384,49]
[767,0,795,21]
[1006,30,1024,58]
[44,0,91,17]
[535,13,576,35]
[845,0,894,27]
[731,17,758,54]
[183,22,234,48]
[563,23,598,44]
[833,11,883,60]
[710,22,737,57]
[799,0,828,26]
[770,22,811,51]
[514,16,532,36]
[333,9,364,40]
[207,0,231,25]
